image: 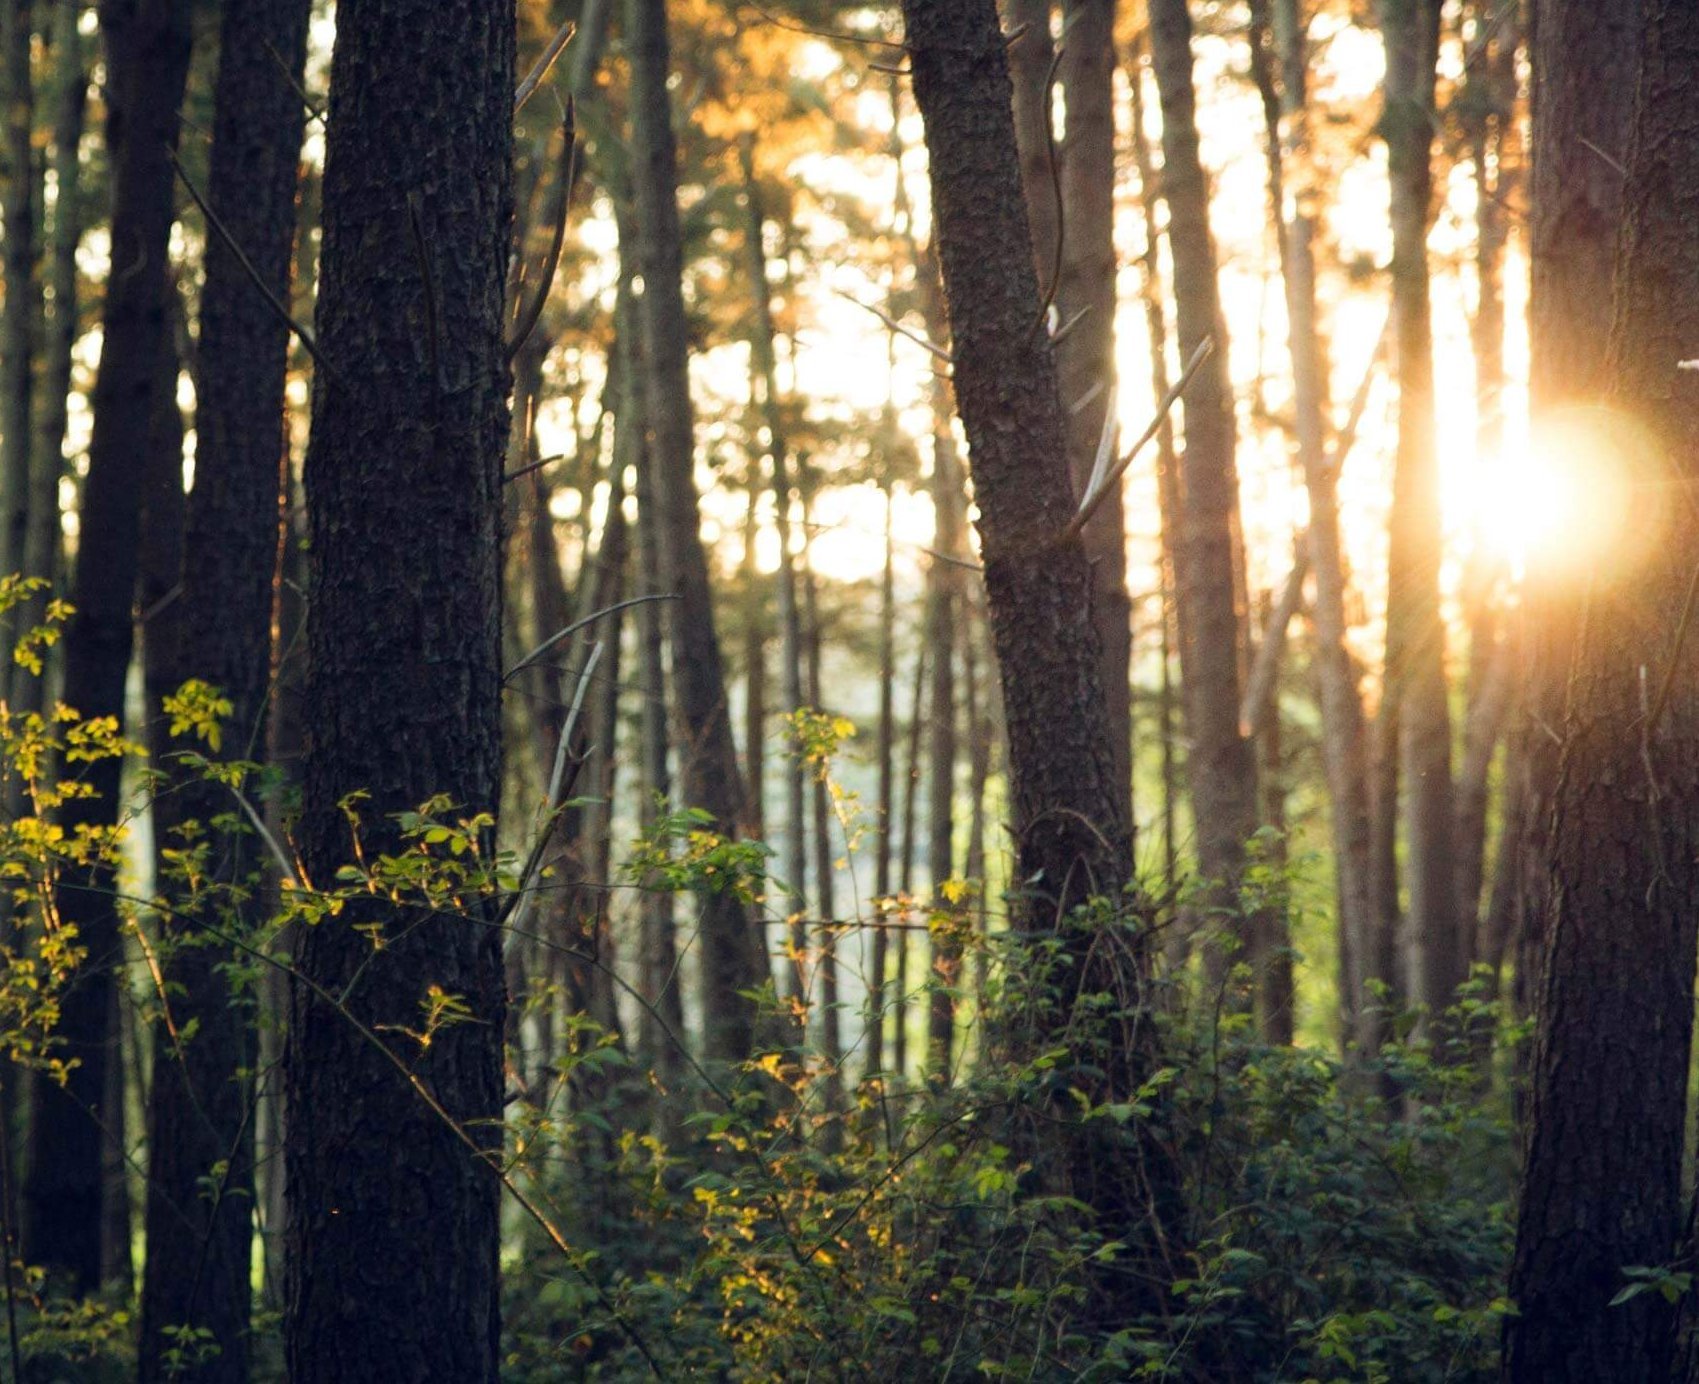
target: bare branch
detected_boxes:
[833,289,952,363]
[507,102,577,361]
[513,18,576,116]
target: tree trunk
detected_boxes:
[801,520,843,1130]
[900,0,1184,1317]
[137,3,308,1373]
[1380,0,1462,1029]
[0,0,36,640]
[1505,8,1699,1375]
[23,0,192,1292]
[866,474,896,1081]
[1057,0,1131,822]
[626,0,766,1064]
[1149,0,1259,980]
[1003,0,1056,296]
[1258,0,1378,1050]
[893,641,927,1082]
[283,0,512,1375]
[1514,0,1639,1034]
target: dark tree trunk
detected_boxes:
[626,0,767,1064]
[23,0,192,1292]
[1504,4,1699,1377]
[0,0,36,630]
[865,475,896,1081]
[1514,0,1639,1033]
[137,3,308,1374]
[283,0,513,1376]
[1149,0,1259,978]
[900,0,1184,1317]
[1057,0,1130,822]
[893,641,926,1082]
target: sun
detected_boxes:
[1466,405,1658,582]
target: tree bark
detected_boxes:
[137,3,308,1373]
[1505,7,1699,1374]
[1057,0,1131,823]
[900,0,1184,1317]
[283,0,512,1375]
[0,0,36,630]
[23,0,192,1292]
[626,0,767,1064]
[1149,0,1259,978]
[1514,0,1639,1034]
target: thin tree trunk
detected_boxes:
[893,642,926,1083]
[1380,0,1461,1030]
[283,0,513,1373]
[1057,0,1131,821]
[1505,10,1699,1376]
[1253,591,1295,1044]
[1149,0,1259,983]
[865,471,896,1082]
[1003,0,1056,297]
[801,516,843,1134]
[23,0,192,1291]
[626,0,765,1063]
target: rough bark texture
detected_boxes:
[1503,4,1699,1377]
[1515,0,1639,1031]
[1,0,35,613]
[283,0,513,1377]
[1057,0,1131,822]
[1148,0,1258,971]
[900,0,1182,1317]
[23,0,191,1291]
[626,0,767,1064]
[136,3,308,1375]
[1003,0,1056,296]
[1380,0,1461,1026]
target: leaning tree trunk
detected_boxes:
[283,0,513,1377]
[1057,0,1131,822]
[22,0,192,1292]
[1502,2,1699,1378]
[626,0,767,1064]
[900,0,1185,1321]
[1148,0,1259,979]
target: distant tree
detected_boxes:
[24,0,193,1293]
[626,0,770,1065]
[283,0,513,1375]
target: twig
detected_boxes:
[1062,337,1214,544]
[506,643,602,938]
[503,452,565,486]
[167,147,336,379]
[513,17,576,116]
[507,102,577,361]
[406,191,440,391]
[504,593,679,683]
[833,289,951,364]
[264,38,325,126]
[1077,383,1119,510]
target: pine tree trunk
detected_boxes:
[23,0,192,1292]
[137,3,308,1371]
[1506,8,1699,1374]
[893,642,927,1082]
[1514,0,1639,1034]
[1380,0,1462,1029]
[283,0,512,1374]
[626,0,766,1064]
[1148,0,1259,979]
[866,476,896,1081]
[0,0,36,647]
[1057,0,1131,821]
[900,0,1185,1318]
